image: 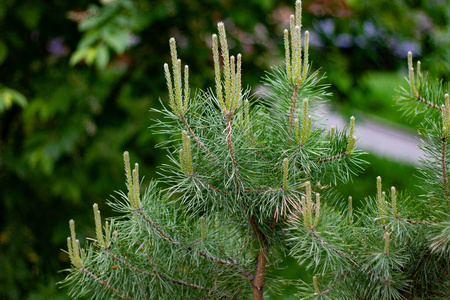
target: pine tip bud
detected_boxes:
[217,22,225,34]
[377,176,382,196]
[408,51,413,65]
[313,275,320,294]
[383,231,391,255]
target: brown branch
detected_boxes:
[251,247,267,300]
[199,251,254,280]
[226,113,241,186]
[357,262,390,285]
[191,176,235,195]
[252,149,275,167]
[248,213,269,300]
[310,231,390,285]
[398,217,432,225]
[191,174,284,195]
[311,231,350,258]
[147,255,232,298]
[414,251,430,278]
[135,207,253,283]
[442,137,449,200]
[81,267,134,300]
[315,152,347,164]
[428,290,450,297]
[317,268,352,296]
[136,209,179,243]
[181,116,229,176]
[105,248,232,298]
[416,94,442,111]
[105,249,156,278]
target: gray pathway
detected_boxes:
[323,108,423,165]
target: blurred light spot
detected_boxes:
[390,40,421,58]
[128,34,141,47]
[308,31,324,48]
[271,5,294,28]
[363,21,377,37]
[355,35,367,48]
[47,37,70,57]
[335,34,353,48]
[316,19,335,38]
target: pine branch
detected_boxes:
[397,217,432,225]
[225,113,241,186]
[191,173,284,195]
[191,175,235,195]
[251,247,268,300]
[415,94,442,111]
[136,208,179,243]
[311,231,350,258]
[147,255,232,298]
[81,267,134,300]
[315,152,347,164]
[252,149,275,167]
[252,236,269,294]
[105,248,156,278]
[198,251,254,280]
[181,115,229,176]
[429,290,450,297]
[310,231,391,286]
[137,205,255,283]
[106,239,237,297]
[315,268,352,296]
[442,137,449,200]
[246,194,272,300]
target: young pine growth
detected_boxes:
[164,38,189,117]
[60,1,449,299]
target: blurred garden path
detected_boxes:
[324,107,423,165]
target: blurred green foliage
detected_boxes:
[0,0,447,298]
[0,87,27,112]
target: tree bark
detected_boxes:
[251,248,267,300]
[248,209,268,299]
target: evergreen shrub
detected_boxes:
[60,1,450,299]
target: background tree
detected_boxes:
[60,1,449,299]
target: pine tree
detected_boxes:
[60,1,449,299]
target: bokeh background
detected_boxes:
[1,0,449,298]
